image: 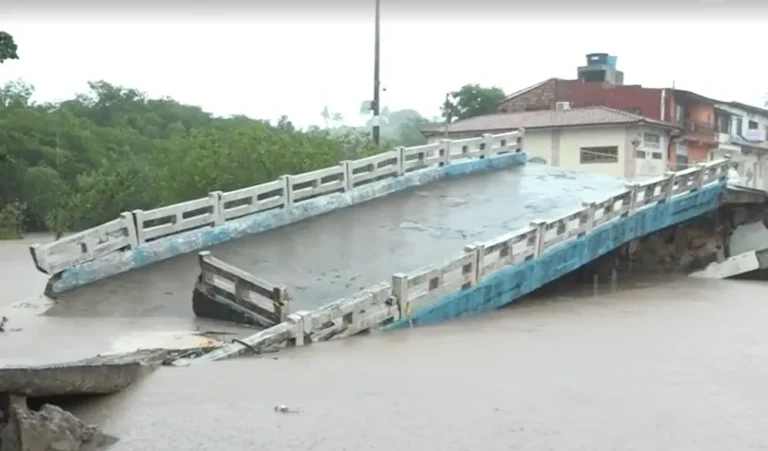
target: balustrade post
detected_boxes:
[209,191,223,226]
[516,128,526,153]
[391,273,409,319]
[281,175,294,207]
[440,139,452,166]
[581,202,597,233]
[624,183,639,216]
[529,220,547,257]
[395,146,406,176]
[662,171,677,201]
[341,160,353,191]
[481,133,493,159]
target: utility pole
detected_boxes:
[372,0,381,146]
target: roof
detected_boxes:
[421,106,678,135]
[727,101,768,117]
[500,78,561,102]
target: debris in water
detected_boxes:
[274,405,300,414]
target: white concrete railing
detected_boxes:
[189,158,732,362]
[29,130,525,275]
[196,251,289,327]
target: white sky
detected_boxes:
[1,4,766,128]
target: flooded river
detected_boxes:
[3,237,768,450]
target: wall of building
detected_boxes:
[667,95,716,165]
[717,104,768,140]
[498,80,665,118]
[427,124,674,180]
[565,82,663,118]
[559,125,628,177]
[519,130,552,163]
[497,79,568,113]
[627,124,670,180]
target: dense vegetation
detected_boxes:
[0,79,430,239]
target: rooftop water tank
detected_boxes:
[586,53,617,68]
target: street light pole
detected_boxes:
[372,0,381,146]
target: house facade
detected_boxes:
[422,106,678,181]
[710,102,768,190]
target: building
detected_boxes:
[421,106,680,180]
[710,101,768,190]
[495,53,768,177]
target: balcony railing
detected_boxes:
[682,120,716,141]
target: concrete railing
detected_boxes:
[29,131,525,275]
[179,158,732,363]
[194,251,289,327]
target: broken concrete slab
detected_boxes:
[0,349,169,397]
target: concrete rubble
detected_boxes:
[0,394,118,451]
[0,349,191,450]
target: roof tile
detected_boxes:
[423,106,677,134]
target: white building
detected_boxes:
[711,102,768,190]
[422,106,679,181]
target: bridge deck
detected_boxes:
[48,165,627,319]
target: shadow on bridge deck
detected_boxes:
[47,165,627,319]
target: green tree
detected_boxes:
[0,31,19,64]
[0,78,388,239]
[22,166,67,230]
[441,84,506,122]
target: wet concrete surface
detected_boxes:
[0,238,251,366]
[47,165,627,318]
[61,276,768,451]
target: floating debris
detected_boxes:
[274,405,300,414]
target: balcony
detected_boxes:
[683,120,716,142]
[744,128,767,142]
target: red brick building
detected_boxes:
[496,54,718,166]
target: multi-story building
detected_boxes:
[495,53,768,173]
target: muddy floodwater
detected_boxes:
[3,237,768,450]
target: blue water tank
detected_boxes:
[586,53,609,66]
[586,53,618,68]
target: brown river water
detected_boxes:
[2,236,768,450]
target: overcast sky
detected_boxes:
[1,1,765,128]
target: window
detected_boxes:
[580,146,619,164]
[675,105,684,124]
[584,102,605,107]
[642,133,661,149]
[735,117,743,135]
[636,150,647,159]
[749,120,758,130]
[626,107,642,115]
[676,154,689,169]
[652,152,663,160]
[715,113,731,134]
